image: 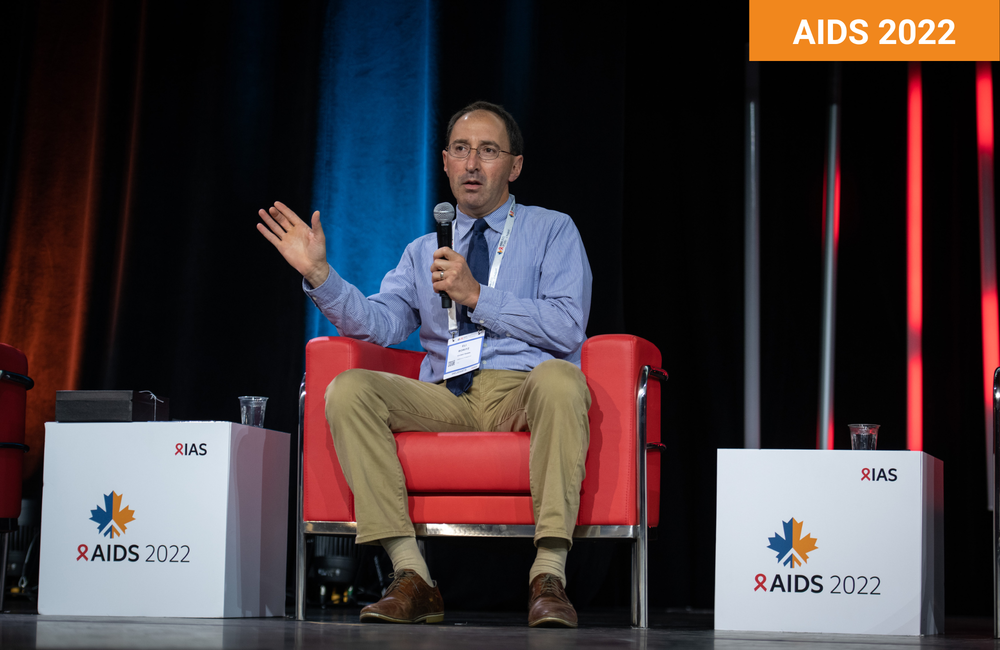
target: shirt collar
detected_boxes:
[456,195,515,240]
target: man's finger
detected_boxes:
[434,247,460,261]
[272,201,305,226]
[268,206,292,228]
[430,258,452,275]
[256,222,282,246]
[259,209,287,236]
[310,211,324,240]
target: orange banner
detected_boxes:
[750,0,999,61]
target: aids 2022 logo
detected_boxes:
[76,491,191,564]
[767,517,818,569]
[753,517,881,597]
[90,491,135,539]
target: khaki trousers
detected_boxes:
[324,359,591,547]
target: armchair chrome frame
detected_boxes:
[993,367,999,638]
[0,369,34,391]
[295,364,668,628]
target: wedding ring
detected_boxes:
[439,270,444,280]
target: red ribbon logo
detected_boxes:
[754,573,767,592]
[175,443,183,455]
[861,468,872,481]
[77,544,88,561]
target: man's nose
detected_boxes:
[464,149,481,169]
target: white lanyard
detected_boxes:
[447,200,516,334]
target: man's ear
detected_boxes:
[508,155,523,182]
[442,150,449,175]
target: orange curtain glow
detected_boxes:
[0,1,117,481]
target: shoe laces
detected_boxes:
[538,574,562,595]
[383,570,412,596]
[383,569,435,596]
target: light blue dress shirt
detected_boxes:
[304,195,593,383]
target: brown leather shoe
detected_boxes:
[360,569,444,624]
[528,573,578,628]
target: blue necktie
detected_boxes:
[448,218,490,396]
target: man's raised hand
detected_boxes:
[257,201,330,288]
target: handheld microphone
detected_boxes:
[433,202,456,308]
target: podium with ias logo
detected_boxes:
[38,421,289,617]
[714,449,943,635]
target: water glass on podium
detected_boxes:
[239,396,268,427]
[849,423,879,450]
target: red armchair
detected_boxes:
[295,334,666,627]
[1,343,33,612]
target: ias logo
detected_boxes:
[89,491,136,539]
[767,518,818,568]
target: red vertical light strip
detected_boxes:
[831,164,840,450]
[818,161,842,450]
[978,64,995,151]
[976,60,997,507]
[907,62,923,452]
[834,166,841,248]
[819,165,843,264]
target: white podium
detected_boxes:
[38,422,289,617]
[714,449,943,635]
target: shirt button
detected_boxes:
[479,319,485,324]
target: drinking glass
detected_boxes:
[239,396,268,427]
[849,423,879,450]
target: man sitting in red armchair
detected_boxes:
[257,101,593,627]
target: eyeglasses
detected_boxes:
[444,143,512,161]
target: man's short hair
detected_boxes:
[445,101,524,156]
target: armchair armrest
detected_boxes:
[579,334,663,527]
[305,336,425,380]
[303,337,426,522]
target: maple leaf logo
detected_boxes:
[89,491,136,539]
[766,518,819,568]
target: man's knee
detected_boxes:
[524,360,590,408]
[325,368,379,421]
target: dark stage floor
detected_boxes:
[1,600,998,649]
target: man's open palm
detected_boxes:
[257,201,330,288]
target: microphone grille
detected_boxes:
[433,202,455,224]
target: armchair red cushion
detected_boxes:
[302,334,661,529]
[0,343,29,521]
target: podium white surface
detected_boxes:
[38,421,289,617]
[714,449,943,636]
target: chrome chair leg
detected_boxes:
[295,374,307,621]
[634,365,668,629]
[0,532,8,612]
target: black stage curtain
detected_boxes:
[3,0,1000,615]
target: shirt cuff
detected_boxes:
[302,264,345,312]
[468,284,500,330]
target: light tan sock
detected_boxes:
[380,536,432,584]
[529,537,569,586]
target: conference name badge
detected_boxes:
[444,330,485,380]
